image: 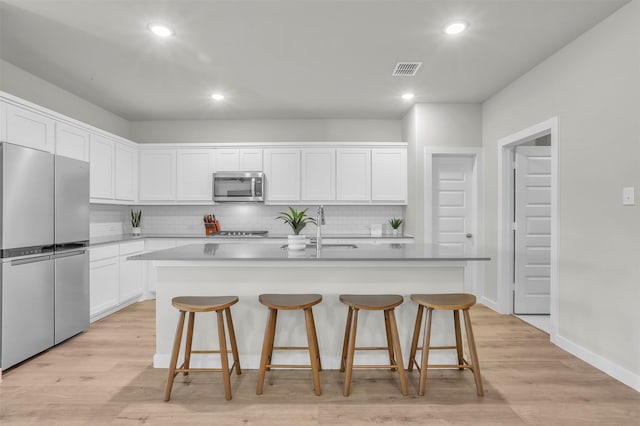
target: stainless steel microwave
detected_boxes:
[212,171,264,202]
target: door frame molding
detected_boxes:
[497,117,559,341]
[424,147,483,297]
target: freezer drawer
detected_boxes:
[1,255,54,370]
[54,250,89,344]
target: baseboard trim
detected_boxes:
[480,296,498,312]
[554,334,640,392]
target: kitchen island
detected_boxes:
[131,243,489,369]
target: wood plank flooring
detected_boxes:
[1,301,639,425]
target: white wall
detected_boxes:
[131,119,402,143]
[482,0,640,384]
[402,103,483,243]
[0,59,131,139]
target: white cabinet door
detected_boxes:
[115,143,136,201]
[139,150,176,201]
[119,242,145,303]
[55,122,90,161]
[337,148,370,201]
[89,257,119,319]
[176,150,213,200]
[0,102,7,141]
[371,148,407,203]
[89,134,115,199]
[212,149,239,171]
[301,148,335,201]
[5,104,55,152]
[239,149,263,171]
[264,148,301,201]
[213,148,262,171]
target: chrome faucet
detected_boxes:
[316,205,325,251]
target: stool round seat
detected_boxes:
[259,294,322,310]
[172,296,239,312]
[339,294,403,310]
[410,293,476,311]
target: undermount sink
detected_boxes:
[280,244,358,250]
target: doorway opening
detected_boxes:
[424,147,482,297]
[497,118,558,340]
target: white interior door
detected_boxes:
[432,156,474,256]
[514,146,551,314]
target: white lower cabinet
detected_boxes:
[89,246,119,321]
[118,241,145,303]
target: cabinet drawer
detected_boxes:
[90,245,119,261]
[119,241,145,256]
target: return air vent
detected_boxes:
[392,62,422,77]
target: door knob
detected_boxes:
[466,233,473,239]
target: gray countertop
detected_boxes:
[129,243,489,262]
[90,233,413,247]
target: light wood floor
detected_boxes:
[1,301,639,425]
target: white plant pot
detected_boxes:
[287,234,307,250]
[132,227,141,236]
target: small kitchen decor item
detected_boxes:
[131,209,142,236]
[204,214,221,235]
[275,207,316,250]
[389,218,404,236]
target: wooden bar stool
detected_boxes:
[339,294,408,397]
[408,293,484,396]
[164,296,241,401]
[256,294,323,396]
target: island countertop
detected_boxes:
[130,242,490,262]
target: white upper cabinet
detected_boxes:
[176,149,213,201]
[0,102,7,141]
[5,104,55,152]
[371,148,407,203]
[89,134,115,199]
[263,148,300,201]
[55,122,90,162]
[139,150,176,201]
[115,143,136,201]
[213,148,262,171]
[301,148,336,201]
[336,148,371,201]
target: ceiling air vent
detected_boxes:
[392,62,422,77]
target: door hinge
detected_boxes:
[511,222,518,231]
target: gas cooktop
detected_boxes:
[213,230,269,237]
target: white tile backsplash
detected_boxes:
[91,204,405,237]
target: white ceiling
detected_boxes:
[0,0,629,121]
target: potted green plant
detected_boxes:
[131,209,142,236]
[275,207,317,250]
[389,218,403,236]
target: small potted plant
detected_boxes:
[389,218,403,236]
[131,209,142,236]
[275,207,317,250]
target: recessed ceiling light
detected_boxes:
[444,21,468,35]
[148,23,174,37]
[401,93,415,101]
[211,93,225,101]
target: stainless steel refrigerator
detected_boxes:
[1,142,89,370]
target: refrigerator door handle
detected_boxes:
[10,255,52,266]
[52,250,87,259]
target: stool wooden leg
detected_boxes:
[182,311,195,376]
[257,308,277,395]
[463,308,484,396]
[217,310,232,401]
[343,308,359,396]
[418,307,433,396]
[307,306,322,371]
[225,307,241,375]
[164,311,186,401]
[265,309,278,372]
[453,310,464,370]
[340,307,353,372]
[408,304,424,372]
[383,310,397,371]
[304,308,322,396]
[387,309,408,396]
